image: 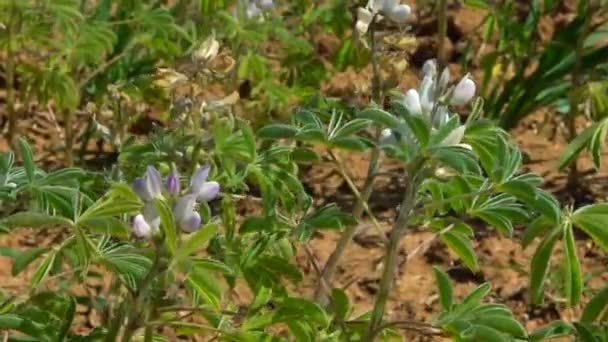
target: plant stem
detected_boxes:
[5,0,18,147]
[314,16,383,304]
[365,157,425,341]
[566,6,592,190]
[64,109,75,167]
[437,0,448,69]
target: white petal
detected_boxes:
[369,0,384,13]
[382,0,399,13]
[180,212,202,233]
[145,166,162,199]
[433,106,449,127]
[190,166,210,194]
[379,128,396,145]
[438,67,451,93]
[450,75,476,106]
[403,89,422,115]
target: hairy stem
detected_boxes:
[567,7,592,190]
[315,16,383,303]
[5,0,18,147]
[365,157,425,341]
[64,110,75,167]
[437,0,448,69]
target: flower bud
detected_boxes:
[403,89,422,116]
[166,170,180,196]
[180,212,202,233]
[438,67,451,94]
[356,7,373,35]
[419,75,435,115]
[440,125,466,146]
[133,214,152,238]
[246,2,262,18]
[386,4,411,23]
[450,75,476,106]
[143,202,161,231]
[379,128,396,145]
[256,0,273,10]
[422,59,437,79]
[192,37,219,64]
[145,166,162,199]
[433,106,449,128]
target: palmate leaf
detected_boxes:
[530,228,562,304]
[573,203,608,252]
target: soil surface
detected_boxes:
[1,1,607,341]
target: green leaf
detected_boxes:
[573,322,599,342]
[590,118,608,168]
[154,198,178,254]
[330,137,374,151]
[12,247,50,276]
[522,216,553,248]
[581,286,608,323]
[257,256,303,284]
[290,148,321,163]
[177,223,218,260]
[358,107,400,128]
[30,251,56,289]
[529,321,573,341]
[332,118,371,139]
[462,283,491,308]
[277,297,328,326]
[187,268,222,311]
[558,123,596,170]
[474,316,527,338]
[1,212,73,230]
[573,203,608,251]
[563,225,583,305]
[257,124,298,140]
[331,288,349,320]
[530,228,561,304]
[467,325,510,342]
[441,231,479,271]
[433,267,454,311]
[403,113,430,147]
[17,138,36,183]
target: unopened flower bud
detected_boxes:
[450,75,476,106]
[422,59,437,79]
[403,89,422,116]
[133,214,152,238]
[166,170,180,196]
[256,0,273,10]
[386,4,411,23]
[193,37,219,64]
[380,128,396,145]
[438,67,451,94]
[356,7,373,35]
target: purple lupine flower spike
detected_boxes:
[166,170,180,196]
[133,214,152,238]
[180,212,202,233]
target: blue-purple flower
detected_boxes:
[131,165,221,237]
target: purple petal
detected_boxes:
[190,166,210,195]
[197,182,220,202]
[180,211,202,233]
[173,194,197,223]
[145,166,162,198]
[166,170,180,196]
[132,214,152,238]
[133,177,152,201]
[143,202,160,231]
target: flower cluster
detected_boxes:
[356,0,412,35]
[245,0,274,19]
[381,59,476,148]
[131,166,220,238]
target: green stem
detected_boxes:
[314,16,383,304]
[5,0,18,147]
[437,0,448,69]
[364,157,425,341]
